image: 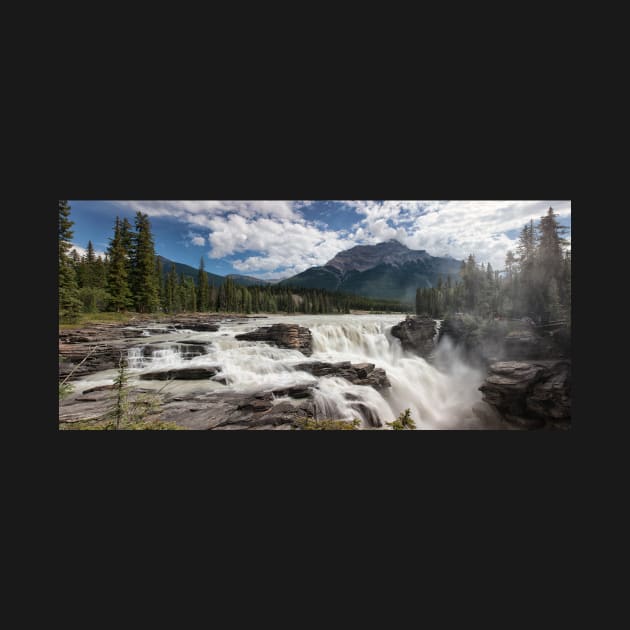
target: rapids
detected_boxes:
[74,315,486,429]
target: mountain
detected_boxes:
[226,274,272,286]
[327,239,432,272]
[278,240,462,302]
[157,257,269,288]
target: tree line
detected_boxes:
[59,201,410,322]
[415,207,571,323]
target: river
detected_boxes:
[70,314,486,429]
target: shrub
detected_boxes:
[387,408,416,430]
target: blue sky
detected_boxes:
[67,200,571,280]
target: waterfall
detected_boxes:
[119,315,484,429]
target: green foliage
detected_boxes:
[387,408,416,430]
[78,287,111,313]
[60,356,183,430]
[415,207,571,324]
[106,217,134,312]
[130,212,160,313]
[293,418,361,430]
[62,212,413,318]
[58,201,83,323]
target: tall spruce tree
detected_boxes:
[58,201,83,322]
[106,217,133,312]
[197,257,209,312]
[119,217,134,279]
[130,212,159,312]
[166,263,178,313]
[155,257,164,311]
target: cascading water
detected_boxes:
[114,314,486,429]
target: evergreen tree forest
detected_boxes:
[415,208,571,324]
[59,202,411,322]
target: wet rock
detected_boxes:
[526,362,571,420]
[350,402,382,427]
[139,366,220,380]
[270,385,314,399]
[153,390,315,430]
[391,316,436,356]
[235,324,313,355]
[294,361,391,389]
[479,360,571,429]
[81,384,115,394]
[59,343,127,381]
[238,398,274,413]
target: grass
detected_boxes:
[59,311,177,330]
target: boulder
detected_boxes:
[152,390,315,430]
[479,360,571,429]
[294,361,391,389]
[139,366,220,380]
[235,324,313,355]
[391,316,436,356]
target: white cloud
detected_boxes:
[113,200,300,224]
[206,213,357,278]
[104,199,571,276]
[344,200,571,270]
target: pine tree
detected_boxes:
[130,212,159,312]
[81,240,97,288]
[106,217,133,312]
[58,201,83,322]
[155,256,164,312]
[197,257,209,312]
[119,217,134,280]
[166,263,178,312]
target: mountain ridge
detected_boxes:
[279,240,462,302]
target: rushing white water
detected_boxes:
[67,314,486,430]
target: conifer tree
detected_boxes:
[58,201,83,322]
[155,256,164,312]
[106,217,134,312]
[119,217,134,279]
[197,257,209,312]
[166,263,178,313]
[130,212,159,312]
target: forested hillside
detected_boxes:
[58,201,411,322]
[415,208,571,324]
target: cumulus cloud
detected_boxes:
[344,200,571,269]
[206,213,357,279]
[106,199,571,276]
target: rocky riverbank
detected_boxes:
[390,316,436,356]
[58,314,266,381]
[434,314,571,430]
[59,316,395,429]
[478,360,571,430]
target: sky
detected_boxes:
[67,200,572,280]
